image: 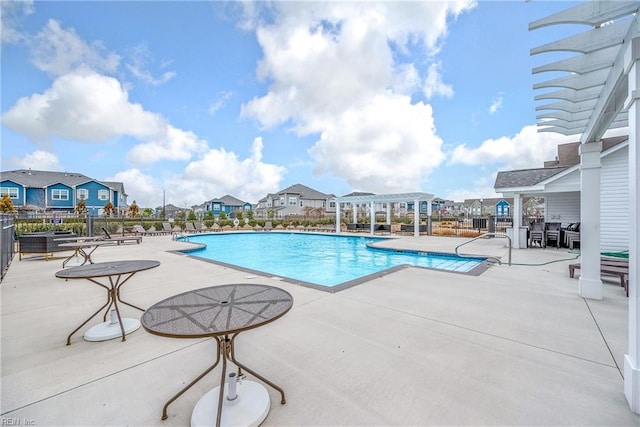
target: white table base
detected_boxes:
[191,380,270,427]
[84,318,140,342]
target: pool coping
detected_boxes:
[169,232,494,293]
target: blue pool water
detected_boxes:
[180,232,485,288]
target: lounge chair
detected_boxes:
[162,222,177,235]
[132,224,149,235]
[529,221,544,247]
[185,222,197,233]
[264,221,273,231]
[569,258,629,296]
[191,222,203,232]
[101,227,142,244]
[545,222,561,248]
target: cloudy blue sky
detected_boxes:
[2,0,596,209]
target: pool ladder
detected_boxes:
[454,232,512,266]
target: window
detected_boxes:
[213,203,221,211]
[98,189,109,200]
[51,189,69,200]
[279,197,285,206]
[0,187,18,198]
[77,189,88,200]
[329,201,335,208]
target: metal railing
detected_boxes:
[454,232,512,266]
[1,214,16,282]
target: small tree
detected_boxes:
[0,194,16,213]
[187,210,197,221]
[219,211,227,221]
[75,199,88,216]
[204,210,214,219]
[247,210,254,221]
[142,208,153,217]
[128,200,140,218]
[103,201,115,217]
[235,211,243,221]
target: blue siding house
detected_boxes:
[0,169,127,215]
[206,195,252,218]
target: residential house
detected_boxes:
[254,184,335,219]
[206,195,252,218]
[154,203,184,220]
[0,169,127,216]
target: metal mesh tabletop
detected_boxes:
[55,260,160,279]
[142,284,293,338]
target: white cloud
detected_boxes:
[2,70,207,162]
[240,1,473,191]
[308,95,445,192]
[1,0,34,44]
[423,61,454,100]
[30,19,120,76]
[125,43,176,86]
[11,150,62,171]
[489,92,503,115]
[448,125,574,170]
[126,125,208,163]
[444,176,500,201]
[209,91,233,115]
[107,169,159,209]
[181,137,286,204]
[2,71,163,142]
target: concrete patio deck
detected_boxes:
[1,233,637,426]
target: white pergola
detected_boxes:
[333,192,434,236]
[528,1,639,413]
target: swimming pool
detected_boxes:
[178,232,486,290]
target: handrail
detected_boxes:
[455,232,512,266]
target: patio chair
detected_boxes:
[132,225,152,237]
[185,222,197,233]
[194,222,207,232]
[545,222,561,248]
[529,221,545,247]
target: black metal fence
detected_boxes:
[1,214,15,282]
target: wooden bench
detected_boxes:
[569,259,629,296]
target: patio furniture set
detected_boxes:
[529,221,580,249]
[52,247,293,426]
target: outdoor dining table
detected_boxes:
[55,260,160,345]
[141,283,293,427]
[57,239,110,268]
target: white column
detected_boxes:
[426,200,433,236]
[513,193,522,248]
[352,204,357,224]
[578,141,603,300]
[386,203,391,225]
[625,37,640,414]
[335,201,341,233]
[414,199,420,237]
[369,201,375,235]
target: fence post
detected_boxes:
[86,216,93,237]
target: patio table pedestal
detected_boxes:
[141,283,293,427]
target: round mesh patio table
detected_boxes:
[141,283,293,427]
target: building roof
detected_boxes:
[277,183,333,200]
[1,169,124,193]
[209,194,247,206]
[494,167,568,190]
